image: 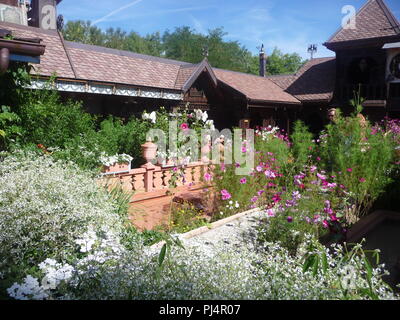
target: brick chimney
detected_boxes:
[28,0,62,30]
[259,44,267,77]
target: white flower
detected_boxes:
[142,111,157,124]
[202,111,208,122]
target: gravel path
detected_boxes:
[181,210,266,251]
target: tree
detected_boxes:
[61,20,305,75]
[266,48,305,75]
[62,20,105,45]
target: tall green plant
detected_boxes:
[291,120,314,170]
[319,112,395,221]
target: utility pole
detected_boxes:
[308,44,317,60]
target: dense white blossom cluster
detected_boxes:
[99,153,133,167]
[0,152,125,275]
[7,231,398,300]
[255,126,280,141]
[142,111,157,124]
[2,152,398,301]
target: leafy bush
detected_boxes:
[290,120,315,170]
[13,88,95,149]
[0,151,126,293]
[318,112,395,220]
[6,233,398,300]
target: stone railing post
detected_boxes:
[141,140,158,193]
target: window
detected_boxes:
[390,54,400,79]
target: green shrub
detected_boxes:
[290,120,315,170]
[0,151,126,293]
[319,112,395,220]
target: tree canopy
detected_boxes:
[62,20,306,75]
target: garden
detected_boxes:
[1,65,400,300]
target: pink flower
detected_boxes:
[251,196,258,203]
[221,189,232,201]
[322,220,329,229]
[310,166,317,173]
[256,166,263,172]
[242,146,247,153]
[287,216,293,223]
[329,213,339,222]
[240,178,247,184]
[257,190,265,196]
[265,170,277,179]
[266,209,275,217]
[317,173,327,180]
[272,194,281,203]
[359,178,366,183]
[204,173,212,182]
[347,168,353,173]
[180,123,189,131]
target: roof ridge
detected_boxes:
[325,0,400,44]
[326,0,372,44]
[377,0,400,33]
[65,41,192,66]
[213,67,273,80]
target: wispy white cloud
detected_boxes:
[94,4,213,24]
[190,14,207,34]
[92,0,144,25]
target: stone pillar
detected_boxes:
[141,140,158,192]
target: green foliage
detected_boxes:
[290,120,314,170]
[319,112,395,220]
[167,202,210,234]
[62,21,305,75]
[258,212,322,256]
[266,48,306,75]
[14,88,94,148]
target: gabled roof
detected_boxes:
[325,0,400,46]
[0,21,301,105]
[214,68,301,105]
[175,59,218,92]
[269,57,336,103]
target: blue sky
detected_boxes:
[58,0,400,59]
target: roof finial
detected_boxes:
[202,45,209,58]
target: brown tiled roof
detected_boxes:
[269,57,336,103]
[326,0,400,44]
[267,74,296,91]
[214,69,301,104]
[175,59,218,91]
[65,42,184,90]
[175,64,199,89]
[0,21,75,78]
[0,21,300,105]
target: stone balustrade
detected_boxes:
[101,161,212,196]
[100,139,224,200]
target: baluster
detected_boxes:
[153,170,164,190]
[184,167,194,185]
[121,175,133,192]
[163,169,172,188]
[193,165,201,184]
[133,173,145,192]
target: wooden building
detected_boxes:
[1,0,400,133]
